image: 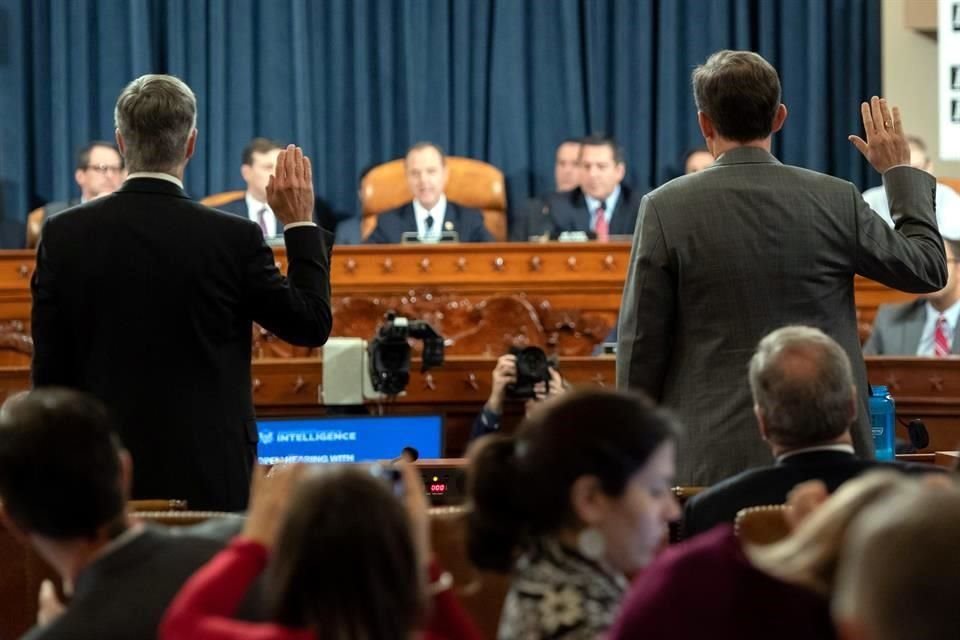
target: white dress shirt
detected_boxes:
[776,443,855,463]
[584,185,621,232]
[245,193,278,237]
[916,299,960,356]
[413,194,447,241]
[125,172,185,189]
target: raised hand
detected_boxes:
[241,464,307,548]
[848,96,910,174]
[266,144,315,226]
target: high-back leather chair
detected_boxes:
[26,207,46,249]
[360,157,507,241]
[734,504,791,546]
[199,190,246,209]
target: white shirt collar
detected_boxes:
[244,192,277,237]
[412,194,447,239]
[584,185,621,221]
[776,443,855,463]
[125,172,184,190]
[925,299,960,331]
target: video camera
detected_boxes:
[505,346,557,400]
[368,313,445,395]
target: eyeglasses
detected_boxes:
[84,164,123,175]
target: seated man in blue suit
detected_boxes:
[365,142,494,244]
[220,138,337,238]
[863,237,960,356]
[534,134,643,240]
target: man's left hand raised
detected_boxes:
[266,144,314,226]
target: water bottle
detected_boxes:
[869,385,896,461]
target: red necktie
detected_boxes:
[594,202,609,242]
[935,314,951,357]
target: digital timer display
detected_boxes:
[429,483,448,494]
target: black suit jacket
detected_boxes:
[682,449,940,538]
[31,178,333,510]
[21,527,224,640]
[534,185,643,238]
[364,201,494,244]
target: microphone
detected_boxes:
[391,446,419,463]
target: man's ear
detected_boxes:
[118,450,134,503]
[115,129,126,157]
[754,404,769,442]
[240,164,253,184]
[0,501,29,545]
[697,111,715,141]
[569,475,606,526]
[184,129,198,162]
[771,103,788,134]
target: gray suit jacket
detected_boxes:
[617,147,946,486]
[863,299,960,355]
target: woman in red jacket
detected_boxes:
[160,463,481,640]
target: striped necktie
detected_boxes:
[934,314,951,357]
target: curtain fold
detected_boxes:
[0,0,881,246]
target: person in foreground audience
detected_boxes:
[864,237,960,356]
[31,74,333,511]
[536,135,643,240]
[610,471,921,640]
[511,138,582,241]
[365,142,494,244]
[467,388,680,639]
[617,50,946,487]
[161,464,481,640]
[683,326,938,537]
[682,146,714,174]
[832,484,960,640]
[469,352,565,440]
[0,389,227,640]
[860,134,960,237]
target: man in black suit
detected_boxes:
[31,74,332,510]
[0,389,232,640]
[533,135,642,240]
[365,142,494,244]
[510,138,582,241]
[43,141,125,217]
[682,325,936,538]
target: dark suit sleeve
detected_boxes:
[471,216,495,243]
[616,195,675,398]
[30,221,72,386]
[854,167,946,293]
[364,221,390,244]
[244,224,332,347]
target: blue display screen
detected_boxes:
[256,415,443,464]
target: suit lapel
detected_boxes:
[401,204,418,234]
[444,202,459,236]
[609,185,632,235]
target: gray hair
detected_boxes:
[114,74,197,173]
[833,485,960,640]
[748,326,854,447]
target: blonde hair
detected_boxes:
[746,470,919,595]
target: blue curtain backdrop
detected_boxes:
[0,0,881,244]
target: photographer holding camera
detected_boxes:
[469,351,566,441]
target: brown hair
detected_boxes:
[266,467,424,639]
[692,50,781,143]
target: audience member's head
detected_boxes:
[692,50,786,148]
[264,465,424,637]
[467,388,679,575]
[832,483,960,640]
[404,142,448,210]
[114,74,198,175]
[554,138,582,192]
[748,326,856,455]
[578,135,627,201]
[747,470,916,596]
[241,138,284,203]
[0,389,128,543]
[74,141,124,201]
[682,147,714,174]
[924,238,960,312]
[907,134,934,174]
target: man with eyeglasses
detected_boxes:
[45,141,125,217]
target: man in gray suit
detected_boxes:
[864,237,960,356]
[617,50,946,486]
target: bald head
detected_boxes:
[749,326,856,449]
